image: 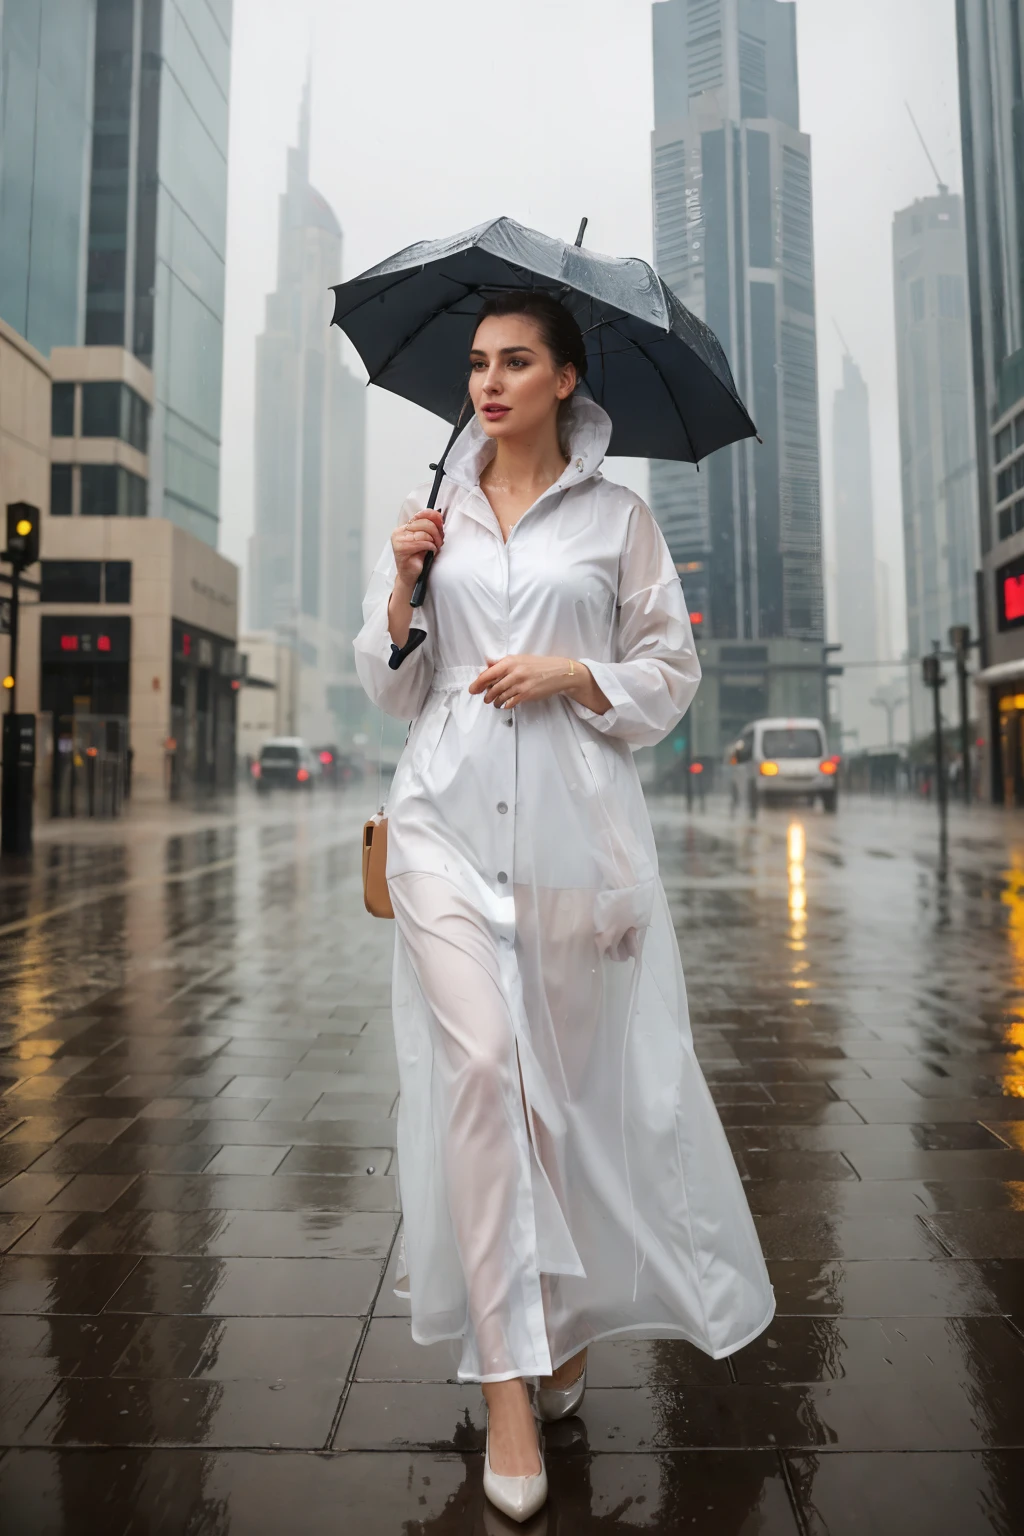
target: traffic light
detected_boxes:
[6,503,40,568]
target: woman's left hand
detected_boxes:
[469,654,610,714]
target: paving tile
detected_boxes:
[199,1146,289,1176]
[0,1378,58,1442]
[730,1315,1024,1386]
[0,1315,139,1380]
[12,1208,396,1261]
[333,1381,486,1450]
[786,1450,1024,1536]
[103,1255,382,1316]
[113,1316,362,1382]
[274,1146,392,1176]
[753,1214,950,1260]
[0,1173,73,1211]
[0,1255,139,1315]
[922,1212,1024,1260]
[43,1175,139,1213]
[768,1259,1024,1316]
[0,1215,37,1254]
[105,1173,399,1213]
[19,1376,342,1448]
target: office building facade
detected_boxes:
[0,1,95,359]
[892,192,977,663]
[248,83,367,748]
[0,0,238,801]
[650,0,825,757]
[956,0,1024,802]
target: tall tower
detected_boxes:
[248,78,366,746]
[831,350,878,745]
[956,0,1024,804]
[892,190,977,662]
[83,0,232,544]
[651,0,825,752]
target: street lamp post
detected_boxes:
[922,642,947,855]
[948,624,972,805]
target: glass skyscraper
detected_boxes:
[0,0,231,546]
[650,0,825,753]
[85,0,232,545]
[0,1,95,357]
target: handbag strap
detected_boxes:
[376,707,385,815]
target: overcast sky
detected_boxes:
[219,0,964,654]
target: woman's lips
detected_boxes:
[483,405,510,418]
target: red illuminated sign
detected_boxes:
[690,610,704,625]
[182,633,192,657]
[60,634,79,651]
[1005,573,1024,624]
[97,634,111,653]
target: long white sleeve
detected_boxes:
[353,492,436,720]
[568,501,701,747]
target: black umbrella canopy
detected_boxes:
[330,215,756,464]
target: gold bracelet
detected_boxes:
[568,658,576,678]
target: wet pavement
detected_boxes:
[2,787,1024,1533]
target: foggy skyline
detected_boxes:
[220,0,964,660]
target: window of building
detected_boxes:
[1017,500,1024,535]
[80,465,147,517]
[996,424,1014,463]
[937,273,965,319]
[81,381,122,437]
[997,466,1014,502]
[50,465,73,517]
[910,278,925,322]
[41,561,103,603]
[1000,507,1013,541]
[104,561,131,603]
[1016,413,1024,449]
[1014,458,1024,491]
[51,383,75,437]
[81,381,149,451]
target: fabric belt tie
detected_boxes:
[430,666,480,692]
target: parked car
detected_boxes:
[727,717,838,815]
[252,738,319,793]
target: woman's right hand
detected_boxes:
[392,510,444,590]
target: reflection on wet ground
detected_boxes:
[2,791,1024,1532]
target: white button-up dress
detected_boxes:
[354,397,774,1383]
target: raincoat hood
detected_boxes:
[442,395,613,494]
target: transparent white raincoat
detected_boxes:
[354,397,774,1382]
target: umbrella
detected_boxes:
[330,215,757,655]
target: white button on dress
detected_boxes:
[353,396,774,1383]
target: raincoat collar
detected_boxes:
[442,394,613,495]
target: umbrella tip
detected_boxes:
[574,217,588,247]
[428,463,438,471]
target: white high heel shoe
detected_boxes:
[483,1416,548,1524]
[534,1362,587,1423]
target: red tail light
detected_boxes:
[296,767,310,782]
[319,751,332,764]
[251,763,261,778]
[820,759,838,776]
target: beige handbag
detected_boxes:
[362,814,394,919]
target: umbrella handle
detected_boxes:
[408,413,465,608]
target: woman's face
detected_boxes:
[468,314,576,443]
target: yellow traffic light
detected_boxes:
[15,519,31,536]
[2,675,14,690]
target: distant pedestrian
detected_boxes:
[354,292,773,1523]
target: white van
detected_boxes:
[727,717,838,814]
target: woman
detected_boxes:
[354,292,773,1523]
